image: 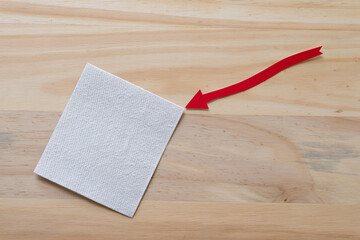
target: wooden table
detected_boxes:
[1,1,360,239]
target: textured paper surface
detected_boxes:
[34,64,183,217]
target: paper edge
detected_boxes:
[85,63,184,111]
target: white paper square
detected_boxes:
[34,64,183,217]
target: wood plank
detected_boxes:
[1,111,359,203]
[0,1,359,116]
[1,199,359,240]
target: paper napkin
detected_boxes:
[34,64,183,217]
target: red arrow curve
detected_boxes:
[186,46,323,109]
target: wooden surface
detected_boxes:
[1,1,360,239]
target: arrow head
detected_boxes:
[186,90,209,109]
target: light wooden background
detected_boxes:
[1,1,360,239]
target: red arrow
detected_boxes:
[186,46,323,109]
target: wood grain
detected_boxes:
[1,200,360,240]
[1,111,360,203]
[1,1,359,116]
[0,0,359,239]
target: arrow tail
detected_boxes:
[202,46,323,103]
